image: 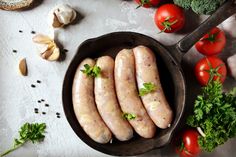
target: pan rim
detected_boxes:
[62,31,186,156]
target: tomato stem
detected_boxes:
[204,58,224,84]
[201,31,220,43]
[179,140,185,152]
[160,16,178,33]
[136,0,151,9]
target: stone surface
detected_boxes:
[0,0,235,157]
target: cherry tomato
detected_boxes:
[195,56,227,86]
[135,0,160,8]
[175,129,201,157]
[154,4,185,33]
[195,27,226,56]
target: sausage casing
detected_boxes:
[72,58,112,143]
[115,49,156,138]
[95,56,133,141]
[133,46,173,129]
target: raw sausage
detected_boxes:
[72,58,112,143]
[95,56,133,141]
[133,46,173,129]
[115,49,156,138]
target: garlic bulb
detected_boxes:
[49,4,77,28]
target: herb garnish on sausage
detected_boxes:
[139,82,157,96]
[81,64,101,77]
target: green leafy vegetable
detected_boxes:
[173,0,192,9]
[122,113,136,120]
[0,123,46,157]
[173,0,226,15]
[191,0,226,15]
[139,82,157,96]
[187,81,236,152]
[81,64,101,77]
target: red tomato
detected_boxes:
[154,4,185,33]
[175,129,201,157]
[195,27,226,56]
[135,0,160,8]
[195,56,227,86]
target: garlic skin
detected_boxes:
[49,4,77,28]
[227,54,236,80]
[221,15,236,38]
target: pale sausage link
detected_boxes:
[72,58,112,143]
[95,56,133,141]
[115,49,156,138]
[133,46,173,129]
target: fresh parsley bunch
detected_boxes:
[187,81,236,152]
[1,123,46,157]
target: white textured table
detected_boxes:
[0,0,235,157]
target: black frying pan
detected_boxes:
[62,1,236,156]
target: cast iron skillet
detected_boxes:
[62,1,236,156]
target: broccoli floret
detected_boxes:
[173,0,193,9]
[191,0,226,15]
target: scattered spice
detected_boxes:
[36,80,41,83]
[56,112,60,115]
[13,50,17,53]
[42,112,46,115]
[31,84,36,88]
[57,115,60,118]
[41,99,45,102]
[37,100,41,103]
[45,104,49,107]
[34,108,39,114]
[19,30,23,33]
[31,31,36,34]
[63,49,68,53]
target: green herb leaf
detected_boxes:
[81,64,101,77]
[139,82,157,96]
[122,113,136,120]
[0,123,46,157]
[187,81,236,152]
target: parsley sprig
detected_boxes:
[81,64,101,77]
[0,123,46,157]
[122,113,136,120]
[187,81,236,152]
[139,82,157,96]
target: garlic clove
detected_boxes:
[47,47,60,61]
[52,13,64,28]
[19,58,27,76]
[33,34,52,44]
[41,48,54,59]
[33,33,61,61]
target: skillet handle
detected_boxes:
[171,0,236,62]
